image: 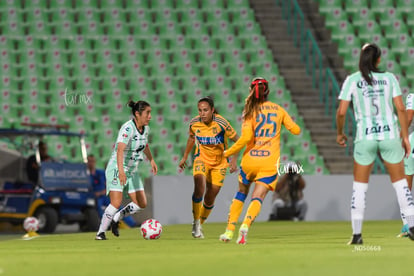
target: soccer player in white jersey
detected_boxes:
[336,43,414,244]
[400,93,414,237]
[95,100,158,240]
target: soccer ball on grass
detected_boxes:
[140,219,162,240]
[23,217,39,232]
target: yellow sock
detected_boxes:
[226,192,247,231]
[242,198,263,227]
[200,203,214,224]
[192,195,203,220]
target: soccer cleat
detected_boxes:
[397,224,409,238]
[95,232,107,240]
[236,224,249,245]
[111,220,120,237]
[219,230,234,242]
[192,219,204,238]
[347,234,363,245]
[408,227,414,241]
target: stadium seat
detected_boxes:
[356,20,382,41]
[370,0,394,15]
[328,20,355,42]
[346,6,373,26]
[317,0,344,14]
[322,8,348,28]
[382,20,409,41]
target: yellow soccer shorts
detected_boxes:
[238,163,279,191]
[192,158,228,187]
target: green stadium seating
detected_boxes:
[356,20,382,41]
[0,0,329,175]
[370,0,394,15]
[317,0,344,14]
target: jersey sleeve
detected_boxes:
[224,118,253,157]
[189,117,197,136]
[389,73,402,98]
[282,108,301,135]
[223,118,237,140]
[116,123,132,145]
[338,76,353,101]
[406,93,414,110]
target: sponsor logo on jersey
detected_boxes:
[250,149,270,157]
[196,135,224,145]
[365,124,390,135]
[357,79,387,89]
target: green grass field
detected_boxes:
[0,220,412,276]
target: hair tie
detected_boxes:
[362,43,370,51]
[251,79,268,99]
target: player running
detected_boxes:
[336,43,414,244]
[179,96,239,238]
[219,77,301,244]
[95,100,158,240]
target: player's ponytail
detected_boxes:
[243,77,269,120]
[359,43,383,86]
[127,100,150,115]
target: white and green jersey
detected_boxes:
[106,119,149,176]
[338,71,402,142]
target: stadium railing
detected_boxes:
[276,0,386,173]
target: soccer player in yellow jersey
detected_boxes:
[219,77,301,244]
[179,96,239,238]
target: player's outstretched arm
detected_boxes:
[179,134,195,169]
[144,144,158,175]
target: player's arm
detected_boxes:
[117,142,127,185]
[282,110,301,135]
[228,134,240,173]
[394,95,410,157]
[224,122,253,158]
[407,110,414,127]
[336,100,350,147]
[179,132,195,169]
[144,144,158,175]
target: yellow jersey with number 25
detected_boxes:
[224,101,300,169]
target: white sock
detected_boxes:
[97,204,118,234]
[400,210,408,225]
[113,202,141,222]
[393,179,414,228]
[351,181,368,235]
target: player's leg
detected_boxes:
[96,190,122,240]
[200,166,226,224]
[192,159,206,238]
[348,140,377,244]
[381,138,414,240]
[220,167,252,242]
[96,167,123,240]
[236,183,270,244]
[348,160,373,244]
[200,182,220,224]
[111,175,145,237]
[401,150,414,236]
